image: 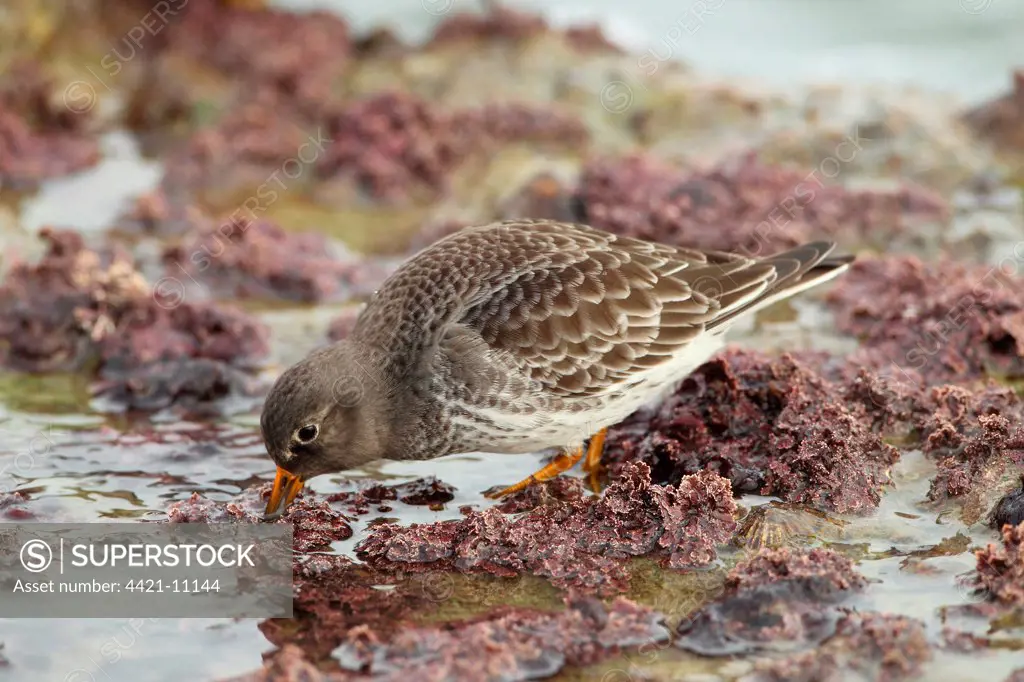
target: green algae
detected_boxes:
[410,572,564,625]
[261,198,433,255]
[0,372,94,415]
[623,558,726,628]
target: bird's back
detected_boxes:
[350,220,851,454]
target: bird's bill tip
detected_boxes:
[264,466,304,520]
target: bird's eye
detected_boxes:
[296,424,319,444]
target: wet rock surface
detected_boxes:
[676,548,866,656]
[357,462,736,594]
[742,612,933,682]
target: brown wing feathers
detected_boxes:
[445,222,849,399]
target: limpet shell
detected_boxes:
[734,501,846,549]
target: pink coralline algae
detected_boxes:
[118,188,205,237]
[826,255,1024,384]
[725,548,866,593]
[825,255,1024,503]
[426,5,621,53]
[327,477,457,515]
[743,612,932,682]
[940,627,990,654]
[427,6,547,46]
[676,548,866,656]
[0,228,149,372]
[357,462,737,594]
[450,103,589,147]
[895,383,1024,503]
[972,521,1024,606]
[926,414,1024,502]
[316,92,587,201]
[0,229,268,409]
[574,153,947,254]
[165,86,586,204]
[259,556,434,662]
[332,597,668,681]
[225,645,332,682]
[160,91,324,199]
[491,475,589,514]
[166,485,352,553]
[163,0,352,108]
[0,492,34,521]
[238,598,665,682]
[603,349,898,514]
[917,384,1022,449]
[0,60,100,187]
[164,217,391,302]
[91,357,260,413]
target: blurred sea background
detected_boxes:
[285,0,1022,103]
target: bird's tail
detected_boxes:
[704,241,854,332]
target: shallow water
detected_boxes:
[2,278,1021,681]
[2,1,1024,681]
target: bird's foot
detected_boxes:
[581,427,607,495]
[484,446,583,499]
[485,427,609,499]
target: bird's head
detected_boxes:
[260,341,393,519]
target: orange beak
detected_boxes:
[264,466,304,520]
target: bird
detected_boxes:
[260,219,853,519]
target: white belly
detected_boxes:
[450,332,726,454]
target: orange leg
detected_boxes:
[486,446,583,499]
[581,428,607,493]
